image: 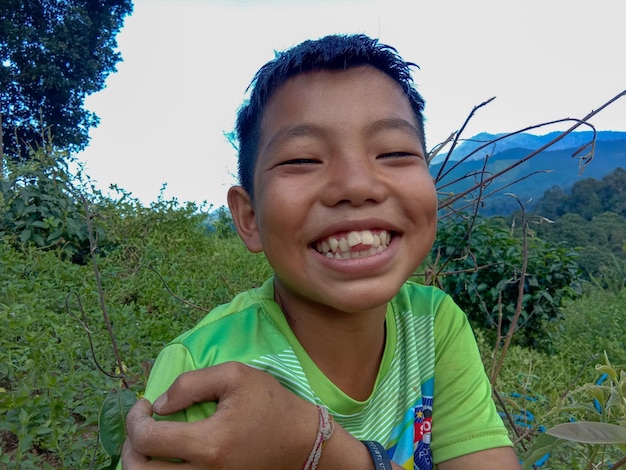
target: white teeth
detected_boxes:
[329,237,339,252]
[347,231,361,247]
[361,230,374,245]
[316,230,392,258]
[372,233,381,248]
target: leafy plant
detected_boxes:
[545,288,626,368]
[522,354,626,469]
[432,214,583,348]
[0,141,100,264]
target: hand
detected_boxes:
[121,362,319,469]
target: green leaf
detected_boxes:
[19,229,32,244]
[559,402,602,415]
[32,234,46,246]
[99,388,136,464]
[606,388,625,409]
[46,229,64,243]
[31,221,48,229]
[522,432,559,470]
[596,363,618,382]
[546,421,626,444]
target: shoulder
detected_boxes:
[158,278,290,363]
[393,281,458,317]
[391,282,472,349]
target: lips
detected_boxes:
[314,229,392,259]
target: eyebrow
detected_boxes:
[263,124,327,153]
[263,118,422,153]
[366,118,422,141]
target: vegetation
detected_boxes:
[529,167,626,280]
[1,149,272,467]
[432,215,583,349]
[0,0,133,158]
[1,140,625,468]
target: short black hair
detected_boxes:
[235,34,426,198]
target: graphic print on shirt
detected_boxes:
[386,377,434,470]
[414,393,433,470]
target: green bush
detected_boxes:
[433,215,583,348]
[0,146,99,264]
[544,288,626,369]
[0,189,271,467]
[0,245,106,468]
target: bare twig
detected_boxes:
[609,454,626,470]
[81,195,129,389]
[433,96,496,181]
[65,291,123,380]
[148,266,211,313]
[490,197,531,385]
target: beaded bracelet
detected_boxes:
[302,405,335,470]
[362,440,393,470]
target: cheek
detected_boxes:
[410,180,438,216]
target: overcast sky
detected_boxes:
[77,0,626,209]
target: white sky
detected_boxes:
[77,0,626,209]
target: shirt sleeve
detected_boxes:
[143,343,217,423]
[430,295,513,464]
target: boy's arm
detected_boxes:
[122,362,401,470]
[123,363,519,469]
[437,447,521,469]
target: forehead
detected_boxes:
[258,66,418,142]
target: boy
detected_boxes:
[121,34,520,469]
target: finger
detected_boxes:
[126,399,191,459]
[122,438,193,470]
[125,398,154,432]
[121,438,150,468]
[127,399,218,461]
[153,362,255,415]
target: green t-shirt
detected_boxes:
[142,279,511,469]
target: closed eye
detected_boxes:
[378,151,419,159]
[278,158,321,165]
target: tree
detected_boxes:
[0,0,133,159]
[531,185,570,220]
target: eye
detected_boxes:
[378,151,418,159]
[277,158,321,165]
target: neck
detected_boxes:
[276,289,387,401]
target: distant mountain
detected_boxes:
[434,130,626,163]
[431,131,626,216]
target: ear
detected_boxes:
[227,186,263,253]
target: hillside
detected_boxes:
[436,130,626,162]
[431,131,626,216]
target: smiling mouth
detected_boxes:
[314,230,392,259]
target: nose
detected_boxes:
[321,153,387,207]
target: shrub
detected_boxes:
[433,215,584,349]
[0,145,99,264]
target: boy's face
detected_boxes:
[228,66,438,316]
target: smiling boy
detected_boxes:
[121,34,520,469]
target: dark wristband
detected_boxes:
[361,440,393,470]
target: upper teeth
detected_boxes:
[316,230,391,259]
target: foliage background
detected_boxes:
[1,148,625,468]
